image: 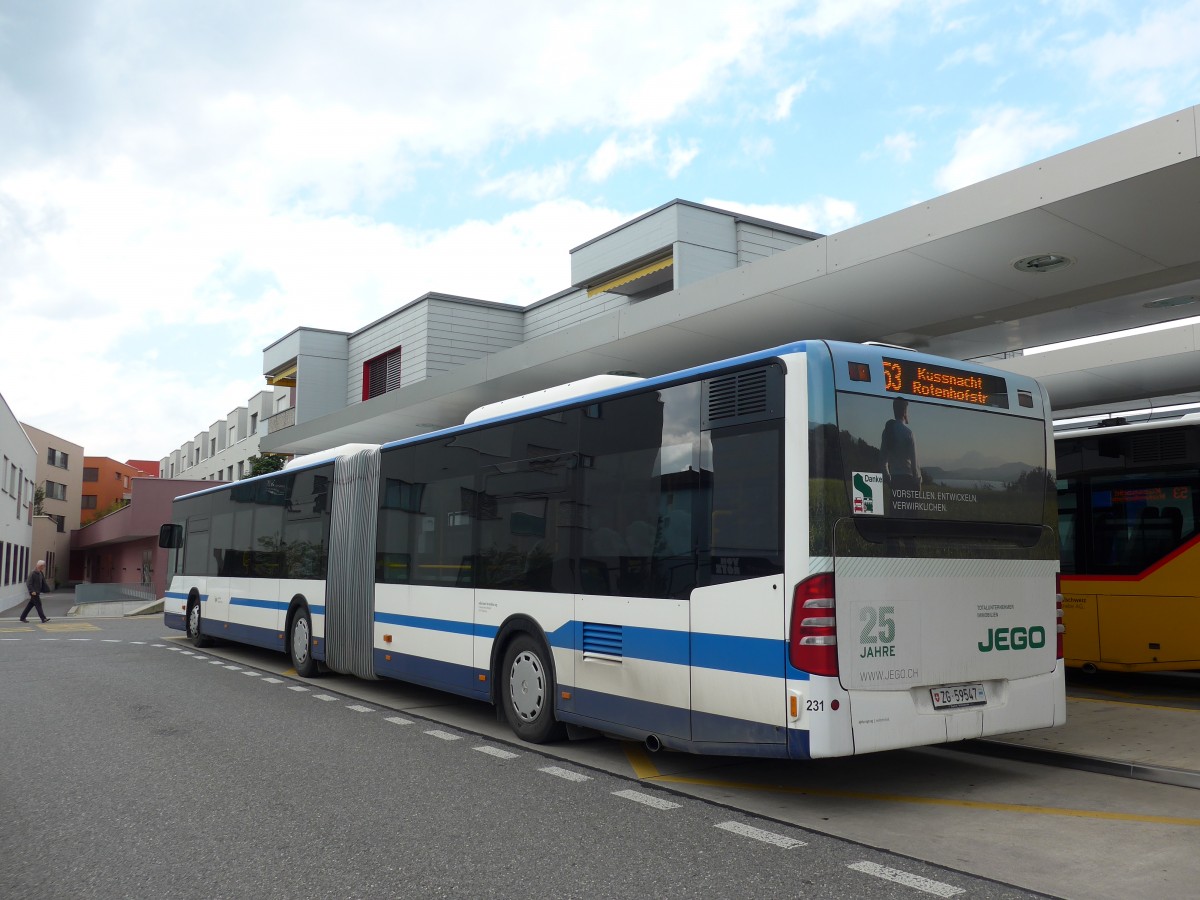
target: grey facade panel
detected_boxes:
[524,290,627,340]
[570,205,679,287]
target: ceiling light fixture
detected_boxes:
[1143,295,1199,309]
[1012,253,1074,274]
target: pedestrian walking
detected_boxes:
[20,560,51,624]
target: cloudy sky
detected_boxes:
[2,0,1199,461]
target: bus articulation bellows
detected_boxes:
[160,340,1065,758]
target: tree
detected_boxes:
[244,454,288,478]
[33,485,45,516]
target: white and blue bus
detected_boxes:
[160,340,1065,758]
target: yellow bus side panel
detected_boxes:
[1061,594,1099,663]
[1096,595,1200,664]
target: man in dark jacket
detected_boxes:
[20,560,51,624]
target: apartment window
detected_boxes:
[45,481,67,501]
[48,514,65,533]
[363,346,402,400]
[47,448,69,469]
[250,413,258,434]
[210,437,216,456]
[114,470,121,480]
[82,495,97,510]
[1,456,7,494]
[229,425,237,445]
[83,467,98,482]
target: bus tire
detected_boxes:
[288,607,319,678]
[187,599,213,648]
[499,634,566,743]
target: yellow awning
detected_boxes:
[587,256,673,298]
[266,364,297,387]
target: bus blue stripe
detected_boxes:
[230,597,288,611]
[692,633,784,677]
[170,595,785,678]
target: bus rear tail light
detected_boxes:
[790,573,838,676]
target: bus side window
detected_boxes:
[703,421,784,585]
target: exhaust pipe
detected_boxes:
[644,734,662,753]
[1081,662,1098,675]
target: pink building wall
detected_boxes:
[72,478,211,599]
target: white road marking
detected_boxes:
[129,641,146,645]
[40,638,61,641]
[613,789,681,810]
[715,821,805,849]
[474,746,519,760]
[0,638,21,641]
[287,686,310,692]
[425,730,462,741]
[313,694,338,702]
[847,862,965,897]
[540,766,591,783]
[69,638,93,642]
[385,716,413,726]
[241,671,261,677]
[101,639,122,643]
[208,660,225,665]
[262,677,284,684]
[223,665,242,670]
[346,704,374,713]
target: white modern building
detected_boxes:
[158,389,285,483]
[0,392,36,610]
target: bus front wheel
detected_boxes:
[288,608,319,678]
[499,634,566,743]
[187,600,213,648]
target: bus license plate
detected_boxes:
[930,683,986,709]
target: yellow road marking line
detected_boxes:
[621,744,1200,827]
[37,622,100,632]
[282,668,297,676]
[0,626,36,633]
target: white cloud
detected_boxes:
[790,0,907,39]
[934,107,1077,193]
[939,42,996,68]
[770,81,809,121]
[702,197,860,235]
[863,131,918,163]
[585,134,657,182]
[477,163,575,202]
[1067,1,1200,112]
[666,139,701,179]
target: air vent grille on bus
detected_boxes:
[582,622,623,662]
[1130,430,1188,464]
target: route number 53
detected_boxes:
[859,605,896,644]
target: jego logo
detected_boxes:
[978,626,1046,652]
[852,472,884,515]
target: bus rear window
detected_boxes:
[833,392,1050,526]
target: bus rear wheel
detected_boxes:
[499,634,566,743]
[289,608,318,678]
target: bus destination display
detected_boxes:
[882,358,1009,408]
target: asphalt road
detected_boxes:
[0,617,1042,900]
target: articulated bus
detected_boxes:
[160,340,1065,758]
[1056,416,1200,672]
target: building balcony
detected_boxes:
[266,406,296,433]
